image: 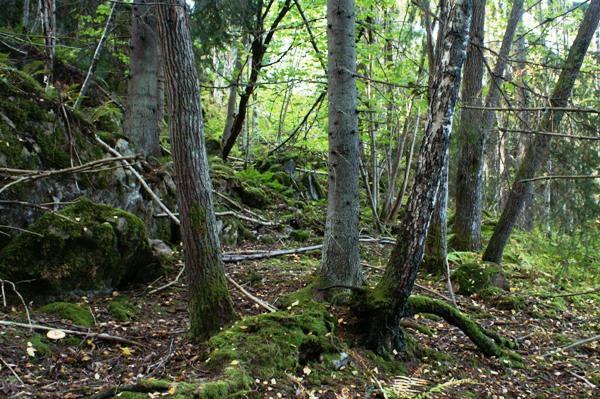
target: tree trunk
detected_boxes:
[22,0,30,29]
[319,0,362,288]
[366,0,472,354]
[452,0,486,251]
[423,152,449,275]
[123,0,163,158]
[221,0,292,160]
[41,0,55,90]
[156,0,235,340]
[74,0,118,109]
[483,0,600,263]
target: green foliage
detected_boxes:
[40,302,94,327]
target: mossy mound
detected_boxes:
[451,262,509,296]
[207,300,338,377]
[40,301,94,326]
[0,199,163,300]
[107,296,138,321]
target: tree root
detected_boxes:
[405,295,519,360]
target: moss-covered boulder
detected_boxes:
[0,199,163,300]
[451,262,509,296]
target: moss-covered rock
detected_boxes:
[0,199,163,300]
[40,302,94,326]
[451,262,509,296]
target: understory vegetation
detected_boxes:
[1,0,598,398]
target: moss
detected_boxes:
[290,229,311,242]
[40,302,94,327]
[452,262,509,296]
[0,199,162,299]
[405,295,520,362]
[28,333,52,357]
[108,296,137,321]
[479,287,526,310]
[237,185,271,208]
[190,204,207,235]
[206,298,337,378]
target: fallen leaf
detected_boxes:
[26,342,36,357]
[120,347,134,357]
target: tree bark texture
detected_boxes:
[41,0,55,89]
[366,0,472,354]
[452,0,486,251]
[423,151,449,275]
[156,0,235,340]
[483,0,600,263]
[124,0,163,158]
[319,0,362,288]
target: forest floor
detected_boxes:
[0,242,598,399]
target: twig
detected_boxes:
[0,320,142,347]
[95,136,180,226]
[225,274,278,313]
[148,264,185,295]
[0,279,32,329]
[0,225,43,237]
[542,334,600,357]
[0,355,24,385]
[461,105,600,114]
[519,174,600,183]
[566,369,596,389]
[498,127,600,141]
[540,287,600,298]
[155,210,278,227]
[0,156,138,196]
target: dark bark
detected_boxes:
[156,0,235,340]
[319,0,362,288]
[221,0,292,160]
[124,0,163,158]
[423,152,448,275]
[366,0,472,354]
[483,0,600,263]
[452,0,486,251]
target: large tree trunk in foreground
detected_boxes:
[451,0,486,251]
[124,0,163,158]
[366,0,472,354]
[156,0,235,340]
[319,0,362,288]
[483,0,600,263]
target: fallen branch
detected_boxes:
[225,274,278,313]
[542,334,600,358]
[155,210,278,227]
[148,264,185,295]
[223,244,323,262]
[0,320,142,347]
[0,156,138,196]
[0,355,23,385]
[1,279,32,328]
[95,136,180,226]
